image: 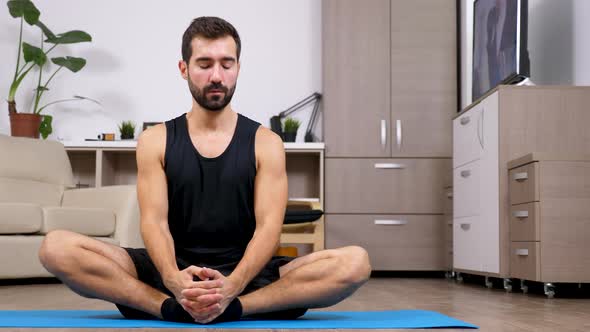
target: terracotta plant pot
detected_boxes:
[9,113,42,139]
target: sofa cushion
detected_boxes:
[0,134,75,187]
[0,178,64,206]
[0,203,43,234]
[41,207,116,236]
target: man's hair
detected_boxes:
[182,16,241,63]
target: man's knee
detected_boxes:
[338,246,371,286]
[39,230,81,273]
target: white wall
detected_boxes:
[460,0,589,110]
[0,0,322,142]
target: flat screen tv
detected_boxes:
[472,0,530,102]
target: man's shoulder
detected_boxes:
[139,123,167,145]
[255,126,283,150]
[254,126,285,167]
[137,123,167,161]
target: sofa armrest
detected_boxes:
[61,185,144,248]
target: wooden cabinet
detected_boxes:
[508,154,590,283]
[325,158,449,214]
[323,0,456,271]
[452,86,590,278]
[326,214,446,271]
[390,0,456,157]
[323,0,391,158]
[323,0,455,158]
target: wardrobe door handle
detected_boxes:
[374,163,405,169]
[460,170,471,178]
[396,120,402,150]
[513,211,529,218]
[513,172,529,181]
[477,109,484,149]
[374,219,407,226]
[380,120,387,148]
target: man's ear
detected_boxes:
[178,60,188,80]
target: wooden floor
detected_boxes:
[1,276,590,331]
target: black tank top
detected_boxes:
[164,113,261,266]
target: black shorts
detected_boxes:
[116,248,308,321]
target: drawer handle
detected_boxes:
[374,220,407,226]
[446,192,453,199]
[515,249,529,256]
[460,170,471,178]
[513,172,529,181]
[460,116,470,125]
[460,223,470,230]
[512,210,529,218]
[375,163,406,169]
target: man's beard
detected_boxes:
[188,78,236,112]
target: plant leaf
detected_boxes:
[7,0,40,25]
[45,30,92,44]
[35,86,49,92]
[73,95,102,105]
[39,114,53,139]
[22,42,47,66]
[51,56,86,72]
[34,21,56,39]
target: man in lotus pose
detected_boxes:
[39,16,371,324]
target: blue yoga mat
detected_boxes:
[0,310,477,329]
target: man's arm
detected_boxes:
[136,125,178,281]
[229,127,288,293]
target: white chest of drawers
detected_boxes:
[453,91,500,274]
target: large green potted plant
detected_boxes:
[7,0,93,139]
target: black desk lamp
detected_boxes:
[270,92,322,142]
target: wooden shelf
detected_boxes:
[62,140,324,151]
[64,142,325,210]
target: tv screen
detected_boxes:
[472,0,529,102]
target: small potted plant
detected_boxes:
[282,117,300,142]
[118,121,136,140]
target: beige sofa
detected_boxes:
[0,134,143,279]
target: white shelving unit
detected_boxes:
[63,141,325,210]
